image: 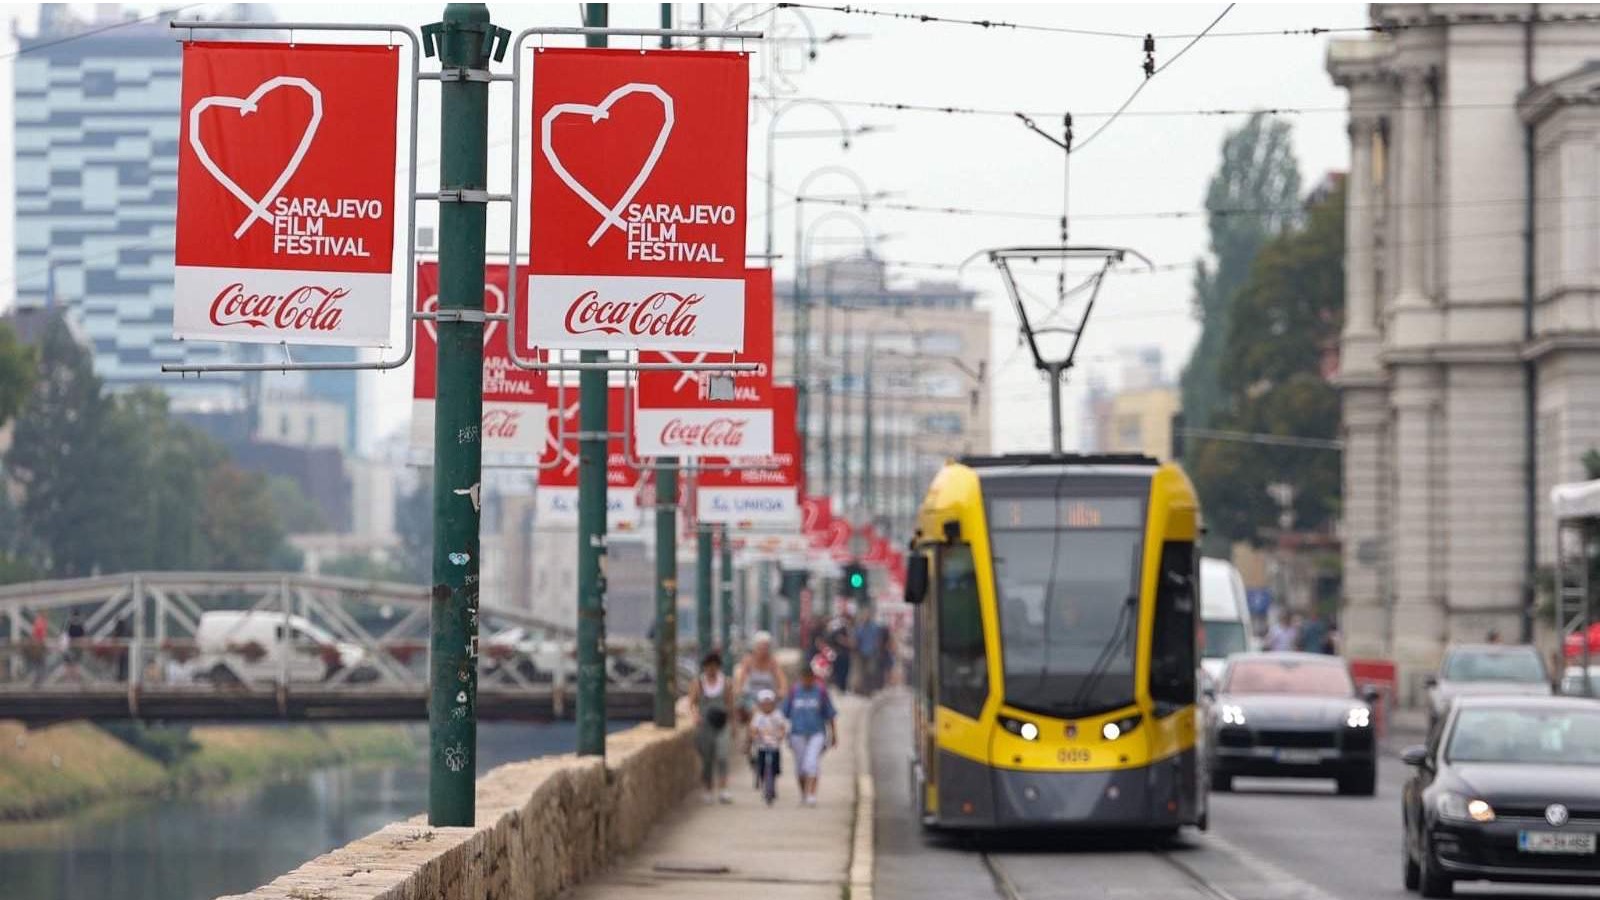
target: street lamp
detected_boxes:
[764,100,870,262]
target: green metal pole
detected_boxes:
[425,1,496,827]
[650,3,677,731]
[576,2,609,759]
[719,525,734,653]
[697,524,714,654]
[654,461,677,727]
[758,562,773,633]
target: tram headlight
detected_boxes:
[1346,707,1371,728]
[1220,704,1247,726]
[999,714,1040,741]
[1101,714,1144,741]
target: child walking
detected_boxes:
[748,688,789,805]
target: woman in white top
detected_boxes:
[689,650,733,803]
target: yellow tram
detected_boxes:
[903,453,1206,832]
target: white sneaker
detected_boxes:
[804,794,818,807]
[701,791,714,805]
[718,791,733,804]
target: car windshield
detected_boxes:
[1224,658,1354,696]
[1202,621,1249,659]
[989,496,1144,717]
[1442,649,1546,683]
[1446,707,1600,765]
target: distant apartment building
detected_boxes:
[11,5,361,442]
[775,255,992,539]
[1083,347,1179,460]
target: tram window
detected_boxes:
[1150,541,1198,713]
[937,543,988,719]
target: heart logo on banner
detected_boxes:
[541,82,675,247]
[188,76,323,239]
[419,283,506,346]
[543,400,581,476]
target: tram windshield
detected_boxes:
[988,493,1145,717]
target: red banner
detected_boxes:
[802,496,834,551]
[526,48,749,352]
[634,269,773,457]
[696,386,800,528]
[174,42,399,347]
[412,262,548,454]
[537,386,642,529]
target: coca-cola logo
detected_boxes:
[564,290,702,338]
[659,417,747,448]
[482,408,521,439]
[210,282,349,331]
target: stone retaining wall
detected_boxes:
[219,720,697,900]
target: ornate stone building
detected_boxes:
[1329,4,1600,693]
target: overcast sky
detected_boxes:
[2,2,1366,454]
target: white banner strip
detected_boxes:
[537,486,642,531]
[527,274,744,352]
[175,265,392,347]
[696,486,800,528]
[411,400,549,455]
[633,407,773,458]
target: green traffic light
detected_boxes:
[849,571,865,589]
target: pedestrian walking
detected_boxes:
[854,613,885,695]
[734,630,787,788]
[61,609,86,684]
[1296,611,1332,654]
[28,610,48,685]
[689,651,733,804]
[784,655,838,807]
[1264,610,1299,652]
[824,606,854,694]
[748,689,788,805]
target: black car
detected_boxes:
[1402,696,1600,897]
[1205,652,1379,795]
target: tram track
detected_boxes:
[978,844,1244,900]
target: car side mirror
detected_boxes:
[1423,674,1438,689]
[1401,745,1429,768]
[904,554,928,605]
[1361,685,1381,705]
[1202,685,1217,702]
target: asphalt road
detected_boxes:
[870,693,1600,900]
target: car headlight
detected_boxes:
[1101,713,1143,741]
[1220,704,1247,726]
[1346,707,1371,728]
[999,714,1039,741]
[1437,792,1495,823]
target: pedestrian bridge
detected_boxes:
[0,571,678,724]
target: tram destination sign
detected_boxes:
[990,496,1145,530]
[173,42,399,347]
[525,48,749,352]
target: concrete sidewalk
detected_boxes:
[566,694,870,900]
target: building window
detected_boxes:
[83,70,116,98]
[919,331,962,355]
[923,414,963,435]
[920,373,963,398]
[1116,415,1141,449]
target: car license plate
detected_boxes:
[1275,749,1322,765]
[1519,831,1597,854]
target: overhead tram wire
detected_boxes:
[0,4,203,62]
[1072,3,1235,154]
[774,3,1600,41]
[750,94,1542,121]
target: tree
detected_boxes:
[199,464,300,571]
[0,321,36,428]
[267,475,327,534]
[6,317,142,576]
[1180,113,1303,431]
[1189,184,1345,547]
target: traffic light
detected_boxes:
[843,561,868,605]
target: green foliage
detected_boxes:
[267,475,327,534]
[0,321,36,427]
[1180,113,1303,430]
[1190,184,1345,547]
[1583,448,1600,480]
[3,317,300,576]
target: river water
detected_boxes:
[0,721,620,900]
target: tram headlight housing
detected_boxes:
[999,714,1040,741]
[1101,714,1144,741]
[1346,707,1372,728]
[1220,704,1247,726]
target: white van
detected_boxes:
[1199,558,1256,683]
[192,610,368,686]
